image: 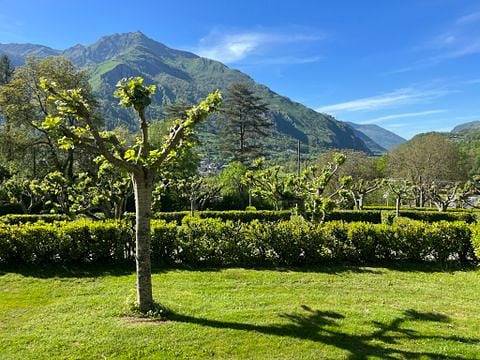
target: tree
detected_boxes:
[299,153,347,221]
[176,175,223,213]
[40,76,222,313]
[0,57,93,178]
[0,55,14,85]
[386,179,414,216]
[387,133,466,207]
[427,181,471,212]
[219,83,271,164]
[343,177,384,210]
[244,159,299,210]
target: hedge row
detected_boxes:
[0,214,70,224]
[381,210,477,224]
[0,217,477,266]
[152,209,475,224]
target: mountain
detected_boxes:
[451,120,480,133]
[346,122,406,151]
[0,32,371,156]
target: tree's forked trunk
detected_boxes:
[133,170,154,312]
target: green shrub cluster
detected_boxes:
[150,216,474,266]
[0,219,131,264]
[381,210,476,224]
[0,217,476,266]
[0,214,70,224]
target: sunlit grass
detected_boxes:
[1,264,479,359]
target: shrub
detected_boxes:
[381,210,476,224]
[0,214,70,224]
[0,219,131,264]
[0,217,476,266]
[325,210,382,223]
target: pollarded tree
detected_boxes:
[40,76,222,312]
[343,177,384,210]
[427,181,471,212]
[386,179,414,216]
[299,153,347,221]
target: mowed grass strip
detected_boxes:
[0,265,479,359]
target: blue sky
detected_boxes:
[0,0,479,138]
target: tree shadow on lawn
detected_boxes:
[0,261,476,279]
[167,306,479,359]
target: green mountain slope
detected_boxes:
[1,32,371,156]
[451,120,480,133]
[346,122,406,151]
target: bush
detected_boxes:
[0,214,70,224]
[381,210,476,224]
[325,210,382,223]
[0,217,475,266]
[0,219,131,264]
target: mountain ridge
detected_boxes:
[0,32,384,156]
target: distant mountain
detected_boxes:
[346,122,406,151]
[451,120,480,133]
[0,32,372,157]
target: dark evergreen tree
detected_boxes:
[0,55,14,85]
[220,83,271,164]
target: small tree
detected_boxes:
[40,76,221,312]
[427,181,470,212]
[386,179,413,216]
[345,178,383,210]
[300,153,347,221]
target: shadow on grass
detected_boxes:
[0,261,477,279]
[167,306,478,359]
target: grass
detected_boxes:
[1,264,479,359]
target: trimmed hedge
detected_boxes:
[154,210,293,224]
[0,214,70,224]
[0,219,132,264]
[0,216,476,266]
[381,210,477,224]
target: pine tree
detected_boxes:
[0,55,14,85]
[220,83,271,164]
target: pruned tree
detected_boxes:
[299,153,347,221]
[386,179,414,216]
[39,75,222,313]
[176,175,223,213]
[427,181,471,212]
[343,177,384,210]
[244,159,299,210]
[219,83,271,164]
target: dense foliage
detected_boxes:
[0,217,477,266]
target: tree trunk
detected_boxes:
[358,194,363,210]
[133,170,154,312]
[395,197,401,217]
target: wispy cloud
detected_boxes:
[456,11,480,25]
[359,109,447,124]
[387,10,480,74]
[316,87,451,114]
[0,14,24,41]
[193,28,325,64]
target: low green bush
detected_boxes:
[381,210,476,224]
[0,217,475,266]
[0,214,70,224]
[325,210,382,223]
[0,219,131,264]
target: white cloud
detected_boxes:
[316,88,450,114]
[194,29,324,64]
[456,11,480,25]
[359,109,447,124]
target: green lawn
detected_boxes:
[1,265,479,359]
